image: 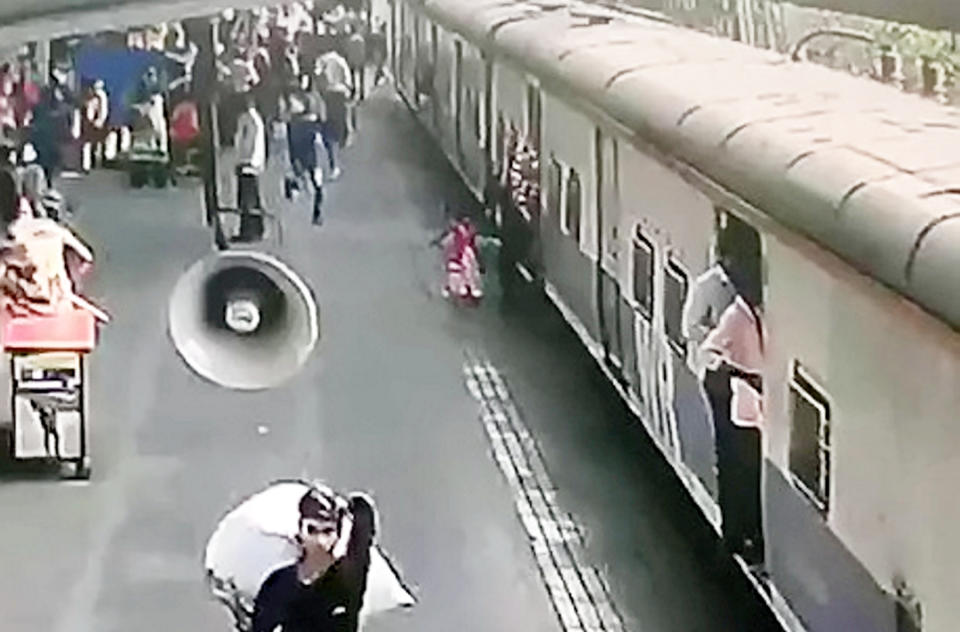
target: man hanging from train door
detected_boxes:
[685,211,766,567]
[681,220,737,375]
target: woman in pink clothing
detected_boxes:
[432,211,483,305]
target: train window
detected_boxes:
[546,159,562,218]
[788,363,832,516]
[453,40,463,123]
[527,83,541,149]
[481,60,492,150]
[476,87,485,145]
[473,91,482,142]
[413,14,421,53]
[564,169,581,242]
[632,228,654,320]
[398,4,405,44]
[402,35,413,79]
[412,19,422,98]
[466,90,477,141]
[495,114,505,174]
[664,258,688,353]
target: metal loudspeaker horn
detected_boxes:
[168,250,319,390]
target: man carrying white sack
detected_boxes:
[251,484,379,632]
[205,479,415,632]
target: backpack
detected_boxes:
[345,33,366,69]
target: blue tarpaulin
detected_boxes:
[73,45,168,127]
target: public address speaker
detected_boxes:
[168,251,319,390]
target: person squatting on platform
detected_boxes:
[0,200,96,319]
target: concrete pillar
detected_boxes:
[36,39,50,86]
[184,17,222,234]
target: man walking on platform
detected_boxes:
[81,80,109,172]
[316,46,351,176]
[285,83,325,226]
[367,19,388,88]
[235,95,266,224]
[223,47,260,147]
[344,26,366,102]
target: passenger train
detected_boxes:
[371,0,960,630]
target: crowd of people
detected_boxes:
[0,0,500,317]
[0,2,385,319]
[0,53,98,319]
[215,2,389,225]
[0,0,390,232]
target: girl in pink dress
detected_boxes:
[433,213,483,305]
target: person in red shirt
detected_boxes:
[13,60,41,129]
[169,85,200,175]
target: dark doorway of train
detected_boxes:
[594,128,626,386]
[523,81,543,283]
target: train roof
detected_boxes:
[422,0,960,330]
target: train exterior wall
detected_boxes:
[540,91,598,342]
[494,62,524,132]
[765,462,897,632]
[457,39,486,191]
[434,27,455,158]
[765,233,960,631]
[397,3,415,99]
[616,142,718,500]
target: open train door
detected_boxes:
[595,128,625,383]
[521,81,543,282]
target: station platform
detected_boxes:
[0,81,781,632]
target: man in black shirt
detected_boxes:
[252,485,376,632]
[367,20,387,87]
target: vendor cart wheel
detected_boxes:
[70,458,91,480]
[130,166,147,189]
[0,424,12,461]
[151,167,169,188]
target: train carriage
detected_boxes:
[383,0,960,631]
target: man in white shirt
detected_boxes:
[230,52,261,95]
[234,95,266,214]
[680,257,737,375]
[82,80,109,171]
[315,49,352,178]
[316,49,352,95]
